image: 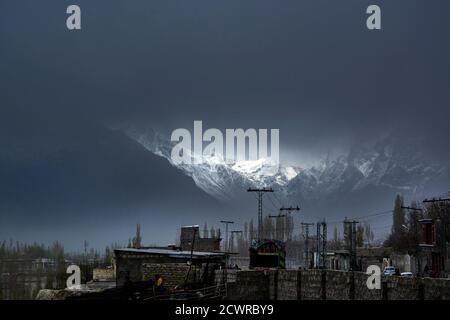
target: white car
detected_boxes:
[383,266,396,276]
[401,272,413,278]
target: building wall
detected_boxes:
[115,255,143,286]
[114,253,191,285]
[180,226,221,252]
[142,263,197,289]
[115,251,224,288]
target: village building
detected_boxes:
[114,248,227,289]
[179,225,221,252]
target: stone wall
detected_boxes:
[384,276,421,300]
[115,254,144,286]
[114,252,201,286]
[276,270,298,300]
[325,270,351,300]
[353,271,382,300]
[93,268,115,281]
[226,270,271,300]
[226,269,450,300]
[299,269,323,300]
[422,277,450,300]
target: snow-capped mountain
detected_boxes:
[125,126,449,225]
[125,126,301,201]
[289,136,448,197]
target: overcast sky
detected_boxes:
[1,1,449,249]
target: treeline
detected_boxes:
[328,221,376,250]
[384,193,450,254]
[0,239,121,265]
[0,240,65,261]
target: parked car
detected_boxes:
[401,272,413,278]
[383,266,396,276]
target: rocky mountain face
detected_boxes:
[126,126,449,232]
[125,126,301,201]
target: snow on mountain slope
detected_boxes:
[124,126,300,200]
[124,126,449,210]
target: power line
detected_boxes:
[348,209,393,221]
[423,197,450,203]
[272,193,284,207]
[401,206,423,212]
[280,206,301,212]
[323,209,393,225]
[267,194,279,210]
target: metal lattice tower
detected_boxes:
[316,220,327,269]
[247,188,273,240]
[344,219,359,271]
[301,222,314,268]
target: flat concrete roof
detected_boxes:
[114,248,227,259]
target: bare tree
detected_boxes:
[203,222,208,238]
[132,224,142,249]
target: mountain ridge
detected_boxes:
[126,126,450,236]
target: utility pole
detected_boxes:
[184,227,197,287]
[220,220,234,252]
[280,206,300,241]
[301,222,314,268]
[344,219,359,271]
[352,220,357,270]
[247,188,274,240]
[280,206,300,213]
[316,220,327,269]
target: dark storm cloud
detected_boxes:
[2,1,450,133]
[1,0,449,248]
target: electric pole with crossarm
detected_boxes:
[247,187,273,240]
